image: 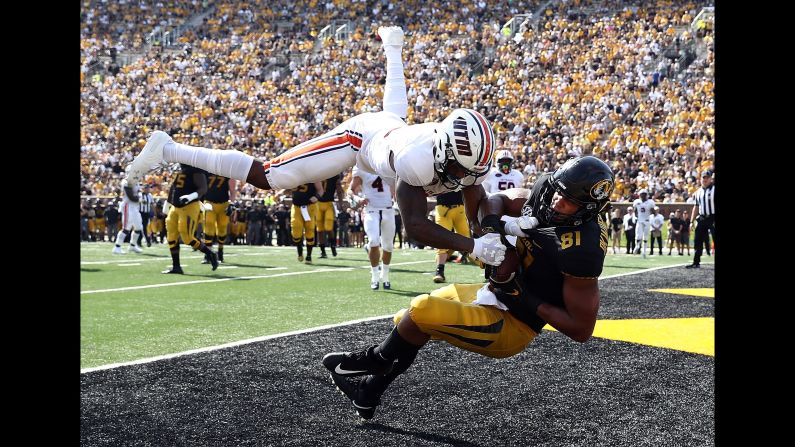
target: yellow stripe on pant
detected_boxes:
[165,201,202,248]
[393,283,537,358]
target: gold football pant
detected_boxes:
[316,201,335,232]
[291,203,318,246]
[204,201,229,242]
[165,201,202,249]
[434,204,470,255]
[393,283,537,358]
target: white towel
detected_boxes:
[473,283,509,311]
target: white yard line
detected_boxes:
[81,262,707,373]
[81,260,435,295]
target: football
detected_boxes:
[489,245,520,284]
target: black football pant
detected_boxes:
[625,229,636,253]
[692,215,715,265]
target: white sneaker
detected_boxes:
[378,26,404,47]
[129,245,143,253]
[112,246,125,255]
[126,130,171,184]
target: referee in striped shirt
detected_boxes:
[686,170,715,268]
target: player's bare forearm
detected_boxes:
[397,180,474,252]
[462,185,487,235]
[229,179,237,201]
[535,276,600,343]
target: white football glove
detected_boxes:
[179,192,199,205]
[471,233,506,266]
[502,215,540,237]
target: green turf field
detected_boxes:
[80,241,705,369]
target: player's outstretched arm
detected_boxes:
[396,179,476,253]
[536,276,600,343]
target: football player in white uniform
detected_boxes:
[632,189,656,258]
[112,179,144,254]
[350,166,396,290]
[481,150,525,194]
[126,26,506,267]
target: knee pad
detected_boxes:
[406,293,432,323]
[381,238,393,252]
[368,238,381,248]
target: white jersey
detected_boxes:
[633,198,655,221]
[120,180,141,211]
[481,168,525,194]
[651,213,665,231]
[352,166,393,210]
[119,180,143,231]
[267,111,485,196]
[358,119,486,197]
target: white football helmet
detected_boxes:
[432,108,495,190]
[495,149,513,174]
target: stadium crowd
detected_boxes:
[81,0,714,233]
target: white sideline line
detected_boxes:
[80,267,324,294]
[80,260,435,294]
[81,262,707,373]
[118,263,142,266]
[80,315,393,374]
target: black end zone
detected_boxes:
[82,265,714,446]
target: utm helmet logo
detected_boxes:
[452,116,473,156]
[590,179,613,200]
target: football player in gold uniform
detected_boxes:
[432,191,471,283]
[202,174,236,264]
[163,164,219,274]
[290,182,324,264]
[322,156,614,420]
[316,174,344,258]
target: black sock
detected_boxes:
[374,326,420,362]
[364,347,418,396]
[170,249,180,269]
[436,264,445,275]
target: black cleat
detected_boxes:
[331,246,337,257]
[305,256,312,264]
[218,252,224,263]
[433,273,445,283]
[322,346,394,377]
[319,253,328,259]
[208,251,219,271]
[383,281,391,290]
[371,280,379,290]
[685,263,700,269]
[162,267,184,274]
[328,374,381,420]
[201,253,211,264]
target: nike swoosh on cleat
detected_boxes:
[335,364,368,375]
[353,402,374,410]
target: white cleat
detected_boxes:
[378,26,404,47]
[126,130,171,184]
[112,246,126,255]
[129,245,144,253]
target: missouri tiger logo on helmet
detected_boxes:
[590,179,613,201]
[525,156,616,226]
